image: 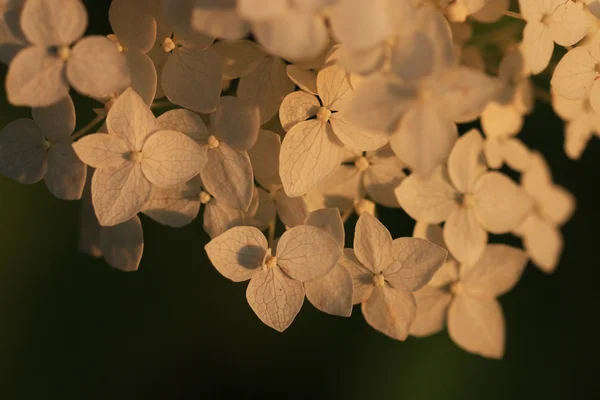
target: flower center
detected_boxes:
[418,87,433,103]
[207,135,220,149]
[316,107,332,123]
[162,37,177,53]
[456,192,476,208]
[57,45,70,61]
[199,191,211,204]
[264,251,278,270]
[42,138,52,151]
[354,156,370,172]
[541,13,553,25]
[372,273,385,287]
[354,198,375,216]
[129,151,144,163]
[450,281,464,295]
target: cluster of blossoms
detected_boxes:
[0,0,591,359]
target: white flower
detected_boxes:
[0,95,86,200]
[0,0,26,65]
[6,0,130,107]
[343,213,447,340]
[73,88,206,226]
[396,129,534,265]
[205,224,342,332]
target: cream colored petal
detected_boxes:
[72,134,129,169]
[125,51,157,106]
[548,2,590,47]
[248,129,281,191]
[99,215,144,272]
[308,164,363,211]
[205,225,267,282]
[390,104,458,177]
[0,118,46,184]
[522,22,554,75]
[305,262,354,317]
[317,62,353,112]
[483,138,504,169]
[472,171,534,234]
[461,244,528,298]
[32,95,75,141]
[286,65,318,94]
[521,151,552,195]
[6,46,68,107]
[410,286,452,337]
[213,39,266,80]
[91,163,151,227]
[542,185,576,226]
[276,225,342,282]
[481,102,523,139]
[342,248,374,304]
[20,0,86,46]
[246,266,305,332]
[564,116,594,160]
[0,7,27,65]
[447,129,487,193]
[279,120,344,197]
[212,96,260,151]
[304,207,344,247]
[503,138,532,172]
[329,114,390,152]
[67,36,131,101]
[362,285,416,341]
[522,214,563,273]
[278,91,320,132]
[162,46,222,113]
[274,188,309,228]
[78,181,102,257]
[364,155,406,208]
[109,0,156,53]
[518,0,555,21]
[551,47,596,100]
[253,187,277,231]
[443,207,488,266]
[471,0,508,23]
[238,55,294,124]
[200,143,254,211]
[203,198,251,238]
[105,88,157,151]
[191,0,249,40]
[156,108,210,144]
[142,176,201,228]
[395,166,459,224]
[354,212,393,274]
[448,294,505,359]
[384,237,448,292]
[44,141,86,200]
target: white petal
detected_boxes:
[395,166,459,224]
[0,118,46,183]
[362,285,416,341]
[91,163,151,226]
[44,141,86,200]
[354,212,393,273]
[384,237,448,292]
[248,129,281,191]
[109,0,157,53]
[278,91,320,132]
[212,96,260,151]
[551,47,596,100]
[205,226,267,282]
[317,62,353,112]
[213,39,266,80]
[106,88,157,151]
[443,208,488,266]
[274,188,309,228]
[200,143,254,210]
[142,177,201,227]
[238,55,294,123]
[305,262,353,317]
[304,207,344,247]
[125,51,158,106]
[246,266,305,332]
[503,138,532,172]
[156,108,210,143]
[99,215,144,272]
[20,0,86,46]
[448,129,487,193]
[67,36,131,100]
[72,134,129,169]
[191,0,249,40]
[461,244,528,298]
[448,295,505,359]
[6,46,68,107]
[364,154,406,208]
[329,114,390,152]
[472,171,534,233]
[548,2,590,47]
[342,248,374,304]
[522,22,554,74]
[32,95,75,141]
[276,225,342,282]
[481,102,523,139]
[522,215,563,273]
[390,104,458,177]
[203,195,256,239]
[279,120,344,197]
[253,187,277,230]
[162,46,222,113]
[410,286,452,337]
[286,65,318,94]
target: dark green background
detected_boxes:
[0,1,598,399]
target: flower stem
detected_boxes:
[71,115,104,140]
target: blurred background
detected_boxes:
[0,1,598,399]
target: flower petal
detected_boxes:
[212,96,260,151]
[305,263,354,317]
[44,141,86,200]
[354,212,393,273]
[0,118,46,184]
[551,47,596,100]
[99,215,144,272]
[279,90,320,132]
[410,286,452,337]
[109,0,157,53]
[362,285,416,341]
[20,0,86,46]
[72,134,129,169]
[142,176,201,228]
[522,21,554,74]
[106,88,157,150]
[443,207,488,266]
[447,128,487,193]
[213,39,266,80]
[32,95,75,141]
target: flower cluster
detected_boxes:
[0,0,588,359]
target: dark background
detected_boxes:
[0,1,598,399]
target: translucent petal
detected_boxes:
[205,226,267,282]
[391,31,435,82]
[448,295,505,359]
[213,39,266,80]
[253,187,276,231]
[203,198,251,239]
[91,163,151,227]
[248,129,281,191]
[106,88,157,151]
[212,96,260,151]
[109,0,157,53]
[548,2,590,47]
[274,188,309,228]
[481,102,523,139]
[142,177,201,227]
[32,95,75,141]
[362,285,416,341]
[191,0,249,40]
[317,62,354,112]
[564,117,594,160]
[44,141,86,200]
[363,155,406,208]
[276,225,342,282]
[329,114,390,152]
[443,207,488,266]
[20,0,86,46]
[286,65,318,94]
[279,120,344,197]
[279,91,320,132]
[162,46,222,113]
[246,266,305,332]
[354,212,393,274]
[306,164,363,211]
[99,215,144,272]
[410,286,452,337]
[125,51,157,106]
[551,47,596,100]
[6,46,68,107]
[521,215,563,273]
[328,0,393,51]
[67,36,131,101]
[522,21,554,75]
[342,248,374,304]
[156,108,210,144]
[503,138,532,172]
[305,263,354,317]
[304,207,344,247]
[448,129,487,193]
[0,118,46,184]
[72,134,129,169]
